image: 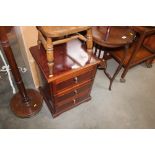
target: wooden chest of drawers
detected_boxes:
[30,40,100,117]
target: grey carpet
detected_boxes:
[0,31,155,129]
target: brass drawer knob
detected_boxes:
[74,90,78,94]
[74,77,78,83]
[73,99,76,104]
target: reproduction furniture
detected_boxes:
[92,26,135,90]
[143,34,155,63]
[30,39,100,117]
[110,26,155,80]
[0,26,43,118]
[37,26,93,77]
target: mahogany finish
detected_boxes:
[111,26,155,80]
[10,89,43,118]
[30,40,100,117]
[93,26,134,48]
[92,26,135,90]
[37,26,93,77]
[0,26,43,118]
[144,34,155,63]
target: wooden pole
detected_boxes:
[0,26,43,118]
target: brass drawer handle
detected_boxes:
[74,90,78,94]
[73,99,76,104]
[74,77,78,83]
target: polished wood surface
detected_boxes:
[0,26,43,118]
[110,42,154,66]
[0,27,28,100]
[111,26,155,79]
[144,34,155,50]
[30,39,100,117]
[92,26,135,90]
[30,39,98,83]
[93,26,134,48]
[10,89,43,118]
[132,26,155,34]
[144,34,155,63]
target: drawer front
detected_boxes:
[55,81,93,103]
[55,93,90,113]
[55,67,96,92]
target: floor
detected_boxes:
[0,31,155,129]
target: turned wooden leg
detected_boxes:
[46,37,54,77]
[37,34,41,49]
[86,28,93,56]
[93,44,104,69]
[94,43,98,56]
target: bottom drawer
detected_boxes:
[55,93,91,114]
[54,81,93,104]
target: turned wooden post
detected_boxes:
[37,33,41,49]
[86,28,93,54]
[0,27,29,103]
[0,26,43,118]
[46,37,54,77]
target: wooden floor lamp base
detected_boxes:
[10,89,43,118]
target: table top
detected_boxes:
[30,39,100,83]
[132,26,155,33]
[92,26,135,48]
[37,26,90,37]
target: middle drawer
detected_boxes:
[54,80,93,104]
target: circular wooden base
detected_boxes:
[10,89,43,118]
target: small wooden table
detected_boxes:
[92,26,135,90]
[111,26,155,80]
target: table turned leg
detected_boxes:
[46,37,54,77]
[0,26,43,118]
[86,28,93,57]
[37,33,41,49]
[109,44,128,90]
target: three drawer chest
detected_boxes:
[30,39,100,118]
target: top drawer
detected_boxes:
[52,65,97,93]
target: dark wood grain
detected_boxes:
[30,40,100,117]
[92,26,135,90]
[30,40,98,83]
[0,26,43,118]
[112,26,155,79]
[37,26,93,77]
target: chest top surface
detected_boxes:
[30,39,100,82]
